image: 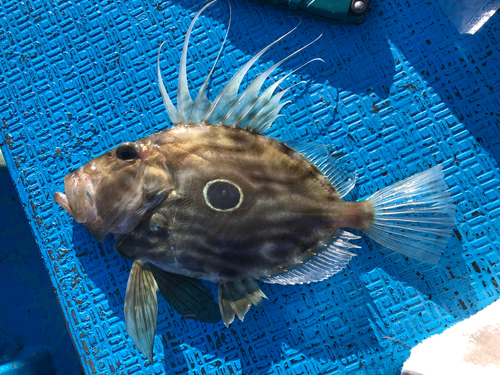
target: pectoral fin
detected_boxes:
[124,260,158,363]
[148,264,221,323]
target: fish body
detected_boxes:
[113,125,372,283]
[54,1,455,363]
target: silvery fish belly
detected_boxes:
[53,1,455,363]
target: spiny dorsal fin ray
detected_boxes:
[177,1,218,122]
[261,230,360,285]
[220,32,324,126]
[285,141,357,198]
[156,2,322,134]
[203,22,301,125]
[189,3,232,124]
[234,59,323,130]
[157,42,179,124]
[218,280,267,327]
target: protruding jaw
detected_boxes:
[54,167,98,224]
[54,166,110,241]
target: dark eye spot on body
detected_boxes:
[116,143,139,160]
[203,180,243,212]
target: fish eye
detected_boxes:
[115,143,139,161]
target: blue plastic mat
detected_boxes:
[0,0,499,374]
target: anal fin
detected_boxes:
[148,264,221,323]
[218,279,267,327]
[261,230,359,285]
[124,260,159,363]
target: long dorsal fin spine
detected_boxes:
[220,32,323,126]
[232,58,322,130]
[157,42,179,123]
[177,1,217,122]
[157,3,324,133]
[190,2,232,124]
[245,88,292,131]
[202,22,301,124]
[254,104,289,134]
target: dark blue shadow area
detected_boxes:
[383,1,500,164]
[0,172,82,374]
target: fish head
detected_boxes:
[54,140,175,242]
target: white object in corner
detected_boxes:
[402,298,500,375]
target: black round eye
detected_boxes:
[116,143,139,160]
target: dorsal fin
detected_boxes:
[156,2,322,133]
[285,141,357,198]
[261,230,360,285]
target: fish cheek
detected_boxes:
[95,170,137,215]
[142,166,174,205]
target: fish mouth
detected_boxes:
[54,167,100,231]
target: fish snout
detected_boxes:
[54,167,98,224]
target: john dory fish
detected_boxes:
[54,1,454,362]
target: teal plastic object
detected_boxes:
[264,0,371,23]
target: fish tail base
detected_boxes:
[364,165,454,263]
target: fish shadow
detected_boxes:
[349,229,475,335]
[388,2,500,164]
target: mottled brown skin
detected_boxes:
[110,125,373,282]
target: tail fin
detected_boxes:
[364,165,454,264]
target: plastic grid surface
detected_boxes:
[0,0,499,374]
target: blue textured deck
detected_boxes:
[0,1,499,374]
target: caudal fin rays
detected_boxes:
[364,165,454,263]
